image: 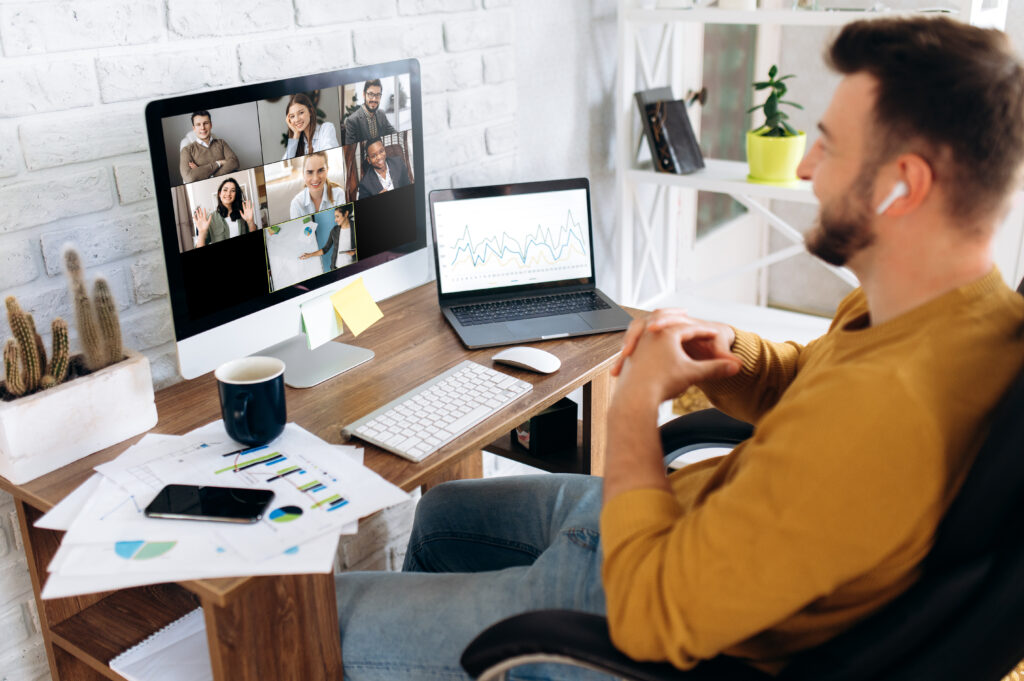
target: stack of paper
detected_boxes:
[109,608,211,681]
[38,422,410,598]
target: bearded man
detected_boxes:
[344,79,397,144]
[334,16,1024,680]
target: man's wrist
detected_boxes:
[610,387,661,425]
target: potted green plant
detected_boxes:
[746,65,806,184]
[0,246,157,483]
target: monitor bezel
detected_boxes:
[144,59,425,343]
[428,177,597,303]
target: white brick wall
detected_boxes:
[0,125,23,178]
[113,161,156,206]
[0,169,115,234]
[238,33,354,82]
[0,1,164,56]
[167,0,295,38]
[0,60,97,117]
[97,48,238,103]
[0,1,524,678]
[20,110,148,171]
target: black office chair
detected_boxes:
[462,341,1024,680]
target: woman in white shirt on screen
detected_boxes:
[289,152,344,219]
[281,92,338,160]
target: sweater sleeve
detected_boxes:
[696,328,806,424]
[180,146,202,184]
[697,289,866,425]
[600,368,943,669]
[217,140,239,175]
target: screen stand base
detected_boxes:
[261,335,375,389]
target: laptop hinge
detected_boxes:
[440,282,595,307]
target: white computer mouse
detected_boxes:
[492,346,561,374]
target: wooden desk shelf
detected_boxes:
[484,422,587,475]
[50,585,199,673]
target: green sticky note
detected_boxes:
[300,294,343,350]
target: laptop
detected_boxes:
[429,178,633,349]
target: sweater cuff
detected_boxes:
[697,326,760,397]
[601,488,683,554]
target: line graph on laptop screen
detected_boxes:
[434,188,593,294]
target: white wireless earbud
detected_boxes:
[875,181,908,215]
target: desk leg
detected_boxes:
[15,502,112,681]
[421,450,484,491]
[202,573,342,681]
[582,371,612,476]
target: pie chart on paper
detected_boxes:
[269,506,304,523]
[114,540,177,560]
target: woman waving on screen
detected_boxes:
[194,178,255,248]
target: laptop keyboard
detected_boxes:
[452,291,611,326]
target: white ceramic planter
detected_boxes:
[0,351,158,484]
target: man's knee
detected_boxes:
[417,479,471,517]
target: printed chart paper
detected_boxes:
[41,423,406,598]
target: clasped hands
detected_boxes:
[610,310,743,408]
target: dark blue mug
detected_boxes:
[215,356,287,446]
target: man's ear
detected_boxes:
[882,154,932,216]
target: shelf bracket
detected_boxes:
[732,192,860,288]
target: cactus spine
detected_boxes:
[65,248,106,371]
[93,278,123,365]
[3,340,24,397]
[5,297,41,394]
[3,314,75,398]
[26,313,47,378]
[49,318,70,385]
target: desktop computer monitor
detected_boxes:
[144,59,427,387]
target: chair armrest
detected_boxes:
[660,408,754,466]
[461,610,771,681]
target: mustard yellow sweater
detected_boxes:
[600,268,1024,672]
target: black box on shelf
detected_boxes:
[513,398,577,456]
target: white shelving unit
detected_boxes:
[614,0,1012,331]
[623,4,1008,27]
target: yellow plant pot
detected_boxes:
[746,129,807,184]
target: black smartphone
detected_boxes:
[144,484,275,524]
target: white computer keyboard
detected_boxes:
[343,360,533,463]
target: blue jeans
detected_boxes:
[336,474,612,680]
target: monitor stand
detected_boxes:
[262,335,374,389]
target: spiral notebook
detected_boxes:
[109,608,213,681]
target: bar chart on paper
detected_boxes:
[434,188,594,293]
[84,426,374,560]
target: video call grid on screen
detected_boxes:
[145,60,425,341]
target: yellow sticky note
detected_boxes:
[330,277,383,337]
[300,294,343,350]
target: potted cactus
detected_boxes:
[746,65,807,184]
[0,247,158,484]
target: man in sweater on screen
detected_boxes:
[335,16,1024,679]
[179,111,239,184]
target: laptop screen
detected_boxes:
[433,187,594,295]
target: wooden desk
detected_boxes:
[0,283,627,681]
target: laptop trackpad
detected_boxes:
[506,315,590,339]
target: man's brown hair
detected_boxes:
[828,16,1024,223]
